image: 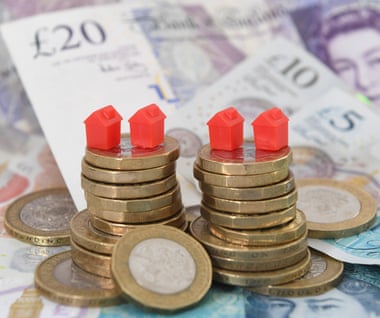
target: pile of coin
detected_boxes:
[69,133,186,279]
[190,142,311,287]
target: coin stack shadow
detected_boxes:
[70,134,186,279]
[190,143,311,287]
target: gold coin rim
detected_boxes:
[70,210,118,254]
[202,189,297,213]
[199,172,295,200]
[248,249,344,296]
[34,251,122,306]
[200,203,297,229]
[197,144,292,175]
[296,178,377,238]
[208,210,307,246]
[81,159,175,184]
[213,248,311,287]
[85,134,179,170]
[112,225,212,311]
[4,188,73,246]
[189,217,308,259]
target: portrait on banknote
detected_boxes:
[291,4,380,106]
[244,275,380,318]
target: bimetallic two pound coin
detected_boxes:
[112,225,212,311]
[196,143,292,175]
[85,134,179,170]
[4,188,77,246]
[34,251,122,306]
[296,178,377,238]
[249,249,344,297]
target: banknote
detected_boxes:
[244,265,380,318]
[289,0,380,107]
[131,3,246,105]
[166,37,350,183]
[289,87,380,265]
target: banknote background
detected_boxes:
[1,0,380,317]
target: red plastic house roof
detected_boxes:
[128,104,166,124]
[253,107,288,127]
[85,105,122,126]
[207,107,244,127]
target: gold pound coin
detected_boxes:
[85,184,181,213]
[88,198,183,223]
[211,247,308,272]
[81,160,175,184]
[90,209,187,236]
[213,248,311,287]
[70,210,118,254]
[249,249,344,297]
[71,239,112,278]
[296,178,377,238]
[194,164,289,188]
[4,188,77,246]
[196,144,292,175]
[202,189,297,214]
[209,210,307,246]
[85,134,179,170]
[112,225,212,311]
[200,203,297,229]
[199,172,296,200]
[34,251,122,306]
[81,174,177,199]
[190,217,308,260]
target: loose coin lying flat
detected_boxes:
[200,203,297,229]
[4,188,77,246]
[196,143,292,175]
[213,248,311,287]
[190,217,308,260]
[85,184,181,212]
[90,209,187,236]
[202,189,297,214]
[34,251,122,306]
[249,249,344,297]
[81,174,177,199]
[71,240,112,278]
[296,178,377,238]
[211,247,308,272]
[193,164,289,188]
[112,225,212,311]
[199,172,295,201]
[88,199,183,223]
[81,159,175,184]
[70,210,118,254]
[209,210,307,246]
[85,134,179,170]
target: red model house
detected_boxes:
[207,107,244,151]
[128,104,166,148]
[252,107,288,151]
[84,105,122,150]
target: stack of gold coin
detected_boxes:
[190,142,311,287]
[70,133,186,279]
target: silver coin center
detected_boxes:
[300,253,327,280]
[20,193,76,231]
[297,186,360,223]
[128,238,196,294]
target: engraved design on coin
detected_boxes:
[19,193,76,231]
[297,186,360,223]
[128,238,196,294]
[300,253,327,280]
[166,128,202,158]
